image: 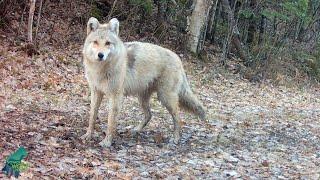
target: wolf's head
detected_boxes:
[83,17,122,62]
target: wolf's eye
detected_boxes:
[93,41,99,45]
[105,41,111,46]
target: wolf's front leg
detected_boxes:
[99,94,122,148]
[81,88,104,141]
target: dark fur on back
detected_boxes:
[125,43,137,69]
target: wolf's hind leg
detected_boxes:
[132,92,152,135]
[81,89,103,141]
[158,91,181,144]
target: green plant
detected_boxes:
[129,0,153,14]
[293,46,320,80]
[0,18,5,28]
[239,9,255,19]
[90,3,103,20]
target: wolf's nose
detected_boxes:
[98,52,104,60]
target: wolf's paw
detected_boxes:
[81,131,93,141]
[99,138,112,148]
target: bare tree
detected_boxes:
[27,0,36,43]
[221,0,247,61]
[206,0,219,43]
[187,0,213,54]
[35,0,43,40]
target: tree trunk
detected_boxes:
[247,0,256,45]
[187,0,212,54]
[156,0,167,24]
[206,0,219,43]
[35,0,43,41]
[27,0,36,43]
[258,15,266,45]
[211,1,221,44]
[221,0,247,60]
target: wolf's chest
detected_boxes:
[85,70,110,91]
[86,68,124,95]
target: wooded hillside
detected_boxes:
[1,0,320,82]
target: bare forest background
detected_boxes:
[1,0,320,84]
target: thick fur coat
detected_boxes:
[81,17,205,147]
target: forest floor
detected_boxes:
[0,39,320,179]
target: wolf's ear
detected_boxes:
[108,18,119,35]
[87,17,99,35]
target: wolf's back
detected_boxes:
[125,41,206,120]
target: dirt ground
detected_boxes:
[0,40,320,179]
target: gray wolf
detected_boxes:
[81,17,206,147]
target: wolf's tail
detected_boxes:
[178,73,206,120]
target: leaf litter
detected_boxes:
[0,40,320,179]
